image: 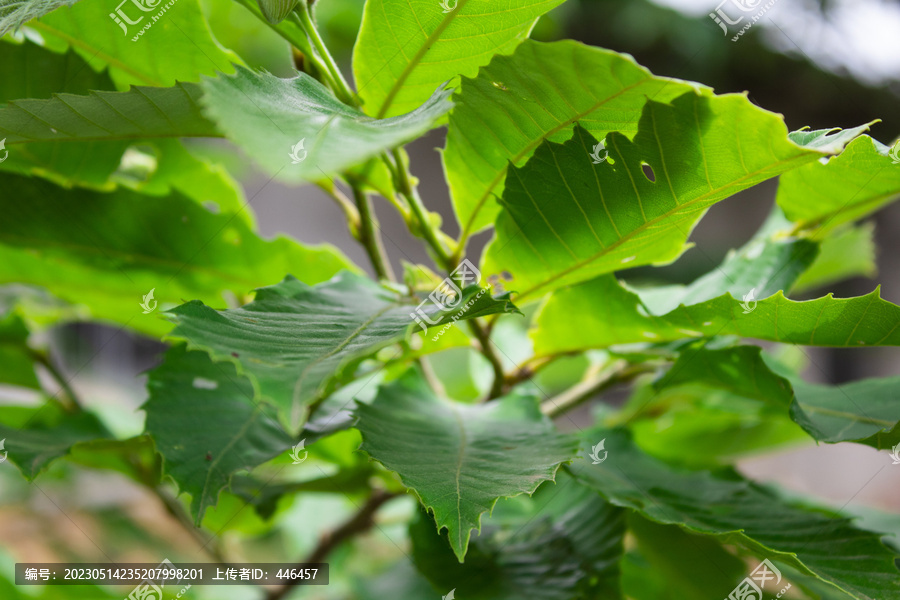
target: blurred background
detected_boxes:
[2,0,899,596]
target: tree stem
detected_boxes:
[266,490,398,600]
[293,1,357,106]
[468,320,506,399]
[350,183,395,281]
[541,361,656,418]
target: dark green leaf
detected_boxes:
[356,370,578,561]
[572,428,900,600]
[144,345,294,523]
[168,274,518,430]
[0,403,111,480]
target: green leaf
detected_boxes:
[0,312,40,389]
[641,345,900,451]
[0,82,216,145]
[572,428,900,600]
[0,38,130,187]
[0,403,111,480]
[624,385,808,468]
[793,223,877,292]
[111,140,253,227]
[143,345,294,523]
[482,93,869,303]
[199,66,452,183]
[168,274,518,430]
[0,0,76,35]
[0,173,352,335]
[790,376,900,448]
[32,0,239,87]
[652,346,793,408]
[445,40,703,236]
[355,369,578,561]
[410,476,625,600]
[533,277,900,354]
[627,515,747,599]
[0,38,112,103]
[636,229,819,315]
[352,0,565,118]
[777,135,900,232]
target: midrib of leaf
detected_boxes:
[375,0,473,118]
[30,21,160,86]
[457,75,665,243]
[514,151,818,303]
[796,404,894,427]
[290,303,396,410]
[451,403,467,554]
[199,408,263,521]
[805,188,900,236]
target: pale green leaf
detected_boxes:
[777,135,900,232]
[0,173,352,335]
[636,230,819,315]
[572,429,900,600]
[627,515,746,599]
[0,312,40,389]
[144,345,294,523]
[355,370,578,560]
[199,66,452,182]
[793,223,877,292]
[534,278,900,354]
[353,0,565,118]
[0,403,111,480]
[168,274,518,430]
[445,40,703,236]
[33,0,238,87]
[482,95,869,303]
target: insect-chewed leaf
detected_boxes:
[167,273,518,431]
[482,91,870,303]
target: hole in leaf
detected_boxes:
[641,162,656,182]
[192,377,218,390]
